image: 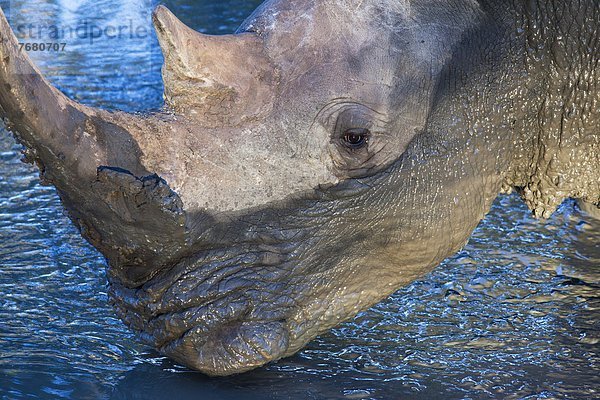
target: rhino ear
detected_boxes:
[152,5,276,125]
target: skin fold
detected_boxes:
[0,0,598,375]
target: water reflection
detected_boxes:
[0,0,598,399]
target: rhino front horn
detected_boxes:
[152,5,277,125]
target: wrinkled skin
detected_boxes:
[0,0,598,375]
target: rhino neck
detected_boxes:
[503,0,600,217]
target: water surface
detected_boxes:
[0,1,599,399]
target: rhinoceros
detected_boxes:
[0,0,598,375]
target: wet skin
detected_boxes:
[0,0,598,375]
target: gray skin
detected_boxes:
[0,0,598,376]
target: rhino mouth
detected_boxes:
[107,247,302,375]
[111,285,293,375]
[164,320,290,375]
[155,300,290,376]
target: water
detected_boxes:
[0,1,599,399]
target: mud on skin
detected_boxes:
[0,0,598,375]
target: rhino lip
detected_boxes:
[107,248,298,375]
[157,299,290,375]
[162,318,290,375]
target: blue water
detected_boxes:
[0,1,599,399]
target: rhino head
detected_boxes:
[0,0,598,375]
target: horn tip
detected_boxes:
[152,5,177,33]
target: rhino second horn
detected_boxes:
[152,5,277,125]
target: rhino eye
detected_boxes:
[342,128,370,149]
